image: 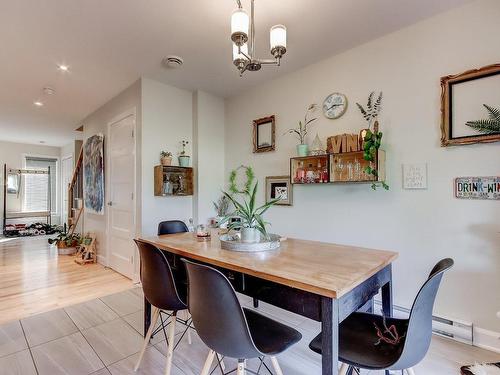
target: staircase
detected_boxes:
[68,148,84,229]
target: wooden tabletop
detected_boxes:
[138,233,398,298]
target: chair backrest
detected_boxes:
[158,220,189,235]
[392,258,454,370]
[134,239,186,311]
[182,259,261,359]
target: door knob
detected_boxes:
[107,201,113,206]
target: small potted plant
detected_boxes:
[48,225,81,255]
[160,151,172,166]
[285,104,317,156]
[178,140,190,167]
[221,166,280,243]
[213,195,231,228]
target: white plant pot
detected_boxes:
[241,227,260,243]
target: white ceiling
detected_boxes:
[0,0,471,147]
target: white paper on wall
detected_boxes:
[402,163,427,189]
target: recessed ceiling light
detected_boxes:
[33,101,44,107]
[43,87,56,95]
[162,56,183,69]
[58,64,69,72]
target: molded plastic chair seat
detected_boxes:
[158,220,189,235]
[244,308,302,355]
[309,312,408,369]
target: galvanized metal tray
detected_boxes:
[219,233,281,252]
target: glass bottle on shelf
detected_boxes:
[295,161,305,183]
[315,160,322,183]
[306,163,315,183]
[347,160,353,181]
[322,161,329,182]
[353,158,361,181]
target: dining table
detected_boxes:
[137,232,398,375]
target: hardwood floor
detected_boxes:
[0,236,134,325]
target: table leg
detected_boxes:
[144,297,151,337]
[381,264,393,318]
[321,296,339,375]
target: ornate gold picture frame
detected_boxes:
[440,63,500,146]
[253,115,276,153]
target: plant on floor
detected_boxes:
[357,91,389,191]
[213,195,231,217]
[48,224,81,248]
[466,104,500,134]
[221,165,280,241]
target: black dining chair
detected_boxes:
[158,220,189,235]
[309,258,454,375]
[182,259,302,375]
[134,239,193,375]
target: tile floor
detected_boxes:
[0,287,498,375]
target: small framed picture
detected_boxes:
[253,115,276,153]
[266,176,292,206]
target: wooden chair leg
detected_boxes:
[339,363,348,375]
[270,356,283,375]
[237,359,246,375]
[406,369,416,375]
[134,306,159,371]
[200,350,216,375]
[164,313,177,375]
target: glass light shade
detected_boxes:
[270,24,287,49]
[233,44,248,62]
[231,8,249,36]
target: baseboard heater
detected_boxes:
[373,300,473,345]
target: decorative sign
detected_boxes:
[455,176,500,200]
[326,133,360,153]
[403,163,427,189]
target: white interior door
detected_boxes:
[107,111,136,279]
[61,155,73,226]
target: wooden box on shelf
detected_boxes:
[290,154,329,184]
[154,165,193,196]
[289,150,385,185]
[330,150,385,183]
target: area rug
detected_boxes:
[461,363,500,375]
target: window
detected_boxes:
[23,156,58,214]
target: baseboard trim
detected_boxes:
[96,254,107,266]
[474,327,500,354]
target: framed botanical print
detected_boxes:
[265,176,292,206]
[253,115,276,153]
[440,63,500,146]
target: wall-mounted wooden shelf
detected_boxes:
[154,165,193,196]
[290,150,385,185]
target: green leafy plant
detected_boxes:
[221,166,280,239]
[48,224,81,247]
[284,104,317,144]
[160,150,172,157]
[362,129,389,190]
[466,104,500,134]
[357,91,388,191]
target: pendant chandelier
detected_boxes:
[231,0,287,76]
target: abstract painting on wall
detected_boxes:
[83,134,105,215]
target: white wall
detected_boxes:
[82,80,142,264]
[225,0,500,332]
[193,91,225,225]
[0,140,61,229]
[140,79,193,236]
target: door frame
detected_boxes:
[105,107,138,281]
[60,154,73,226]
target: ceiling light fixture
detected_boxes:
[231,0,287,76]
[43,87,56,95]
[162,56,184,69]
[33,101,44,107]
[57,64,69,72]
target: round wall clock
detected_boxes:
[323,92,348,119]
